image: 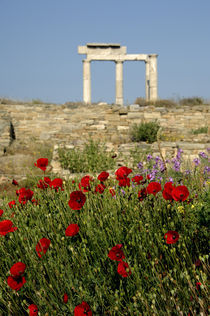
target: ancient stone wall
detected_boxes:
[0,103,209,153]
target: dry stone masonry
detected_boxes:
[78,43,158,105]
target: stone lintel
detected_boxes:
[78,45,127,55]
[85,54,148,61]
[86,43,121,48]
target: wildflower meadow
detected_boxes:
[0,148,209,315]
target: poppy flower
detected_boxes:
[138,188,147,201]
[16,187,27,196]
[50,178,64,192]
[78,175,93,192]
[18,189,34,204]
[12,179,18,186]
[171,185,189,201]
[117,261,131,278]
[164,230,179,244]
[95,183,106,194]
[98,171,109,182]
[146,182,162,196]
[10,262,26,276]
[37,179,48,189]
[74,301,92,316]
[132,175,143,185]
[7,275,26,291]
[8,200,16,209]
[68,191,86,210]
[28,304,38,316]
[115,166,132,179]
[196,282,201,291]
[118,178,130,187]
[108,244,125,261]
[109,188,116,197]
[0,209,3,216]
[35,238,51,258]
[34,158,48,172]
[63,293,68,304]
[0,220,17,236]
[65,224,79,237]
[162,182,175,200]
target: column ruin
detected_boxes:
[78,43,158,105]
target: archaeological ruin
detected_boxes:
[78,43,158,105]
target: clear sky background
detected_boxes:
[0,0,209,104]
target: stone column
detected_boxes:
[115,60,123,105]
[148,54,158,101]
[145,60,150,101]
[83,59,91,104]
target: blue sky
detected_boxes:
[0,0,209,104]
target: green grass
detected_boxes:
[0,148,209,315]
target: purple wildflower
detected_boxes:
[173,160,181,172]
[185,169,191,175]
[147,154,153,161]
[199,152,208,159]
[137,162,143,170]
[193,158,200,166]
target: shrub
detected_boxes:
[58,139,116,173]
[130,120,160,143]
[192,126,208,135]
[179,97,204,106]
[134,97,148,107]
[152,99,177,107]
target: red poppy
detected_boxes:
[162,182,175,200]
[37,179,48,189]
[35,238,51,258]
[31,199,39,205]
[18,189,34,204]
[10,262,26,276]
[146,182,162,196]
[118,178,130,187]
[115,166,132,180]
[74,301,92,316]
[132,175,143,185]
[196,282,201,291]
[28,304,38,316]
[95,183,106,194]
[16,187,26,196]
[164,230,179,244]
[0,209,3,216]
[65,224,79,237]
[171,185,189,201]
[12,179,18,186]
[146,174,151,180]
[109,188,116,197]
[117,261,131,278]
[34,158,48,172]
[138,188,148,201]
[78,175,93,192]
[8,200,16,209]
[98,171,109,182]
[0,220,17,236]
[7,275,26,291]
[50,178,64,192]
[68,191,86,210]
[63,293,68,304]
[108,244,125,261]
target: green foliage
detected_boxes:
[0,149,209,315]
[130,121,160,143]
[179,97,204,106]
[192,126,208,134]
[134,97,148,107]
[58,139,116,173]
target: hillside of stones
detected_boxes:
[0,100,209,185]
